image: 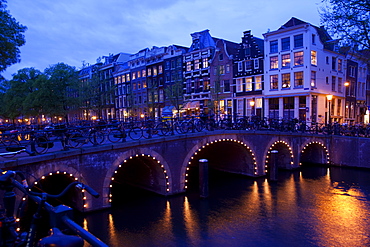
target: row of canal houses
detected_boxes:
[79,17,370,124]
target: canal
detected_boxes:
[83,166,370,247]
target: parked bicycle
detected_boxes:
[0,169,108,247]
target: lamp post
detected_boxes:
[327,94,333,125]
[344,82,350,122]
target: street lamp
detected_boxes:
[327,94,333,125]
[250,100,255,116]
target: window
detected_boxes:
[312,34,316,44]
[219,53,223,61]
[326,56,329,64]
[142,69,146,77]
[245,60,252,70]
[132,72,136,80]
[270,56,278,70]
[254,59,259,69]
[158,65,163,74]
[270,75,278,90]
[294,51,304,66]
[282,73,291,88]
[194,59,200,70]
[332,57,336,71]
[269,98,279,119]
[236,78,243,92]
[338,77,342,93]
[238,61,243,72]
[246,77,252,91]
[281,54,290,68]
[219,65,225,74]
[137,70,141,78]
[311,71,316,87]
[126,74,130,81]
[332,76,336,91]
[153,66,157,76]
[270,40,278,53]
[147,68,152,76]
[255,76,262,90]
[283,97,294,119]
[326,77,329,84]
[311,51,317,66]
[186,61,192,71]
[337,99,342,116]
[223,80,230,92]
[202,58,209,68]
[294,71,303,87]
[338,59,342,72]
[226,64,230,73]
[294,34,303,48]
[281,37,290,51]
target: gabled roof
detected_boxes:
[278,17,307,30]
[188,29,217,52]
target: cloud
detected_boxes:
[3,0,323,79]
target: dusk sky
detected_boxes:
[4,0,324,79]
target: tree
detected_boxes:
[320,0,370,50]
[164,79,183,117]
[0,68,44,121]
[30,63,80,122]
[0,0,27,74]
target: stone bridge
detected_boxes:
[1,130,369,212]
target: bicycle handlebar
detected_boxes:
[0,170,108,247]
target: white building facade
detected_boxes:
[263,18,346,124]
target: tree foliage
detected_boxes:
[320,0,370,50]
[0,0,27,74]
[0,63,80,122]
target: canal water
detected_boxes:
[84,166,370,247]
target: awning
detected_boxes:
[183,101,200,109]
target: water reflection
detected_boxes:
[85,167,370,247]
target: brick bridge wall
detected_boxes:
[1,130,369,211]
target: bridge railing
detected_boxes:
[0,118,369,158]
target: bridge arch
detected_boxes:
[28,168,91,212]
[181,137,258,191]
[265,140,295,172]
[300,141,330,166]
[105,148,172,206]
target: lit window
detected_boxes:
[202,58,209,68]
[270,75,278,90]
[311,51,317,66]
[282,73,291,88]
[194,59,200,70]
[311,71,316,87]
[294,71,303,87]
[294,51,304,66]
[246,77,252,91]
[255,76,262,90]
[186,62,191,71]
[153,66,157,76]
[270,56,278,69]
[281,54,290,68]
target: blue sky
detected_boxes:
[3,0,323,79]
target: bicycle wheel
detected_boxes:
[68,131,85,148]
[180,121,191,133]
[173,122,183,134]
[34,135,50,154]
[89,131,105,145]
[194,120,205,132]
[108,129,125,143]
[128,127,143,140]
[156,123,170,136]
[2,139,21,158]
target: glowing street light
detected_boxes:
[327,95,333,125]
